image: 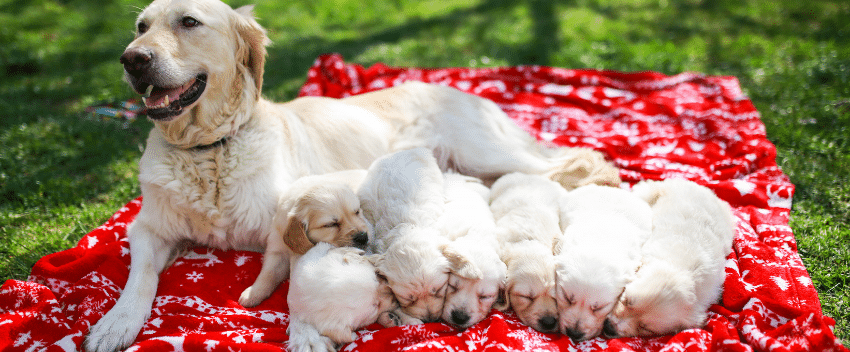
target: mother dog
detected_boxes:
[84,0,620,350]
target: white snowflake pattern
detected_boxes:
[187,271,204,283]
[235,254,251,267]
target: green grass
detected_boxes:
[1,0,847,342]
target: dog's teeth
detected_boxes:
[144,85,153,97]
[164,95,170,106]
[142,96,147,106]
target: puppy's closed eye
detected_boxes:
[321,221,340,229]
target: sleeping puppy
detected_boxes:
[239,170,369,308]
[489,172,566,333]
[603,179,736,338]
[358,148,451,323]
[438,173,506,329]
[553,184,652,341]
[287,242,399,352]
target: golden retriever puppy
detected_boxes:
[287,242,398,352]
[603,179,736,338]
[553,185,652,341]
[438,173,506,329]
[88,0,621,349]
[489,172,566,333]
[358,148,451,323]
[238,170,369,308]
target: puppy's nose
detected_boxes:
[120,47,153,78]
[565,327,584,341]
[602,318,618,338]
[352,231,368,249]
[538,315,557,332]
[450,309,470,326]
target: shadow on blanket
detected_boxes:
[1,54,845,352]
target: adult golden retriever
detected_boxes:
[84,0,620,350]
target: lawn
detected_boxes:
[1,0,847,342]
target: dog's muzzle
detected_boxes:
[120,47,207,121]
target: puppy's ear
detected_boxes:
[493,283,511,311]
[552,236,564,255]
[281,214,313,255]
[440,244,482,280]
[233,5,269,93]
[633,181,664,206]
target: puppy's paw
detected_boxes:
[238,286,265,308]
[288,319,336,352]
[384,309,423,326]
[378,311,401,327]
[85,306,147,352]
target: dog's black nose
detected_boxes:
[450,309,470,326]
[120,47,153,78]
[602,318,618,338]
[538,315,557,332]
[352,232,368,249]
[565,327,584,341]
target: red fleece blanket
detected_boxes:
[2,54,846,352]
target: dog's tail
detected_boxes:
[543,147,621,190]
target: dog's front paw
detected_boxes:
[85,306,147,352]
[239,286,263,307]
[383,309,423,326]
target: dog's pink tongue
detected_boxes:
[143,79,195,108]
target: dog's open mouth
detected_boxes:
[140,74,207,121]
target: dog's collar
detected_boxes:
[191,136,228,151]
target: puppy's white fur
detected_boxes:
[489,172,566,333]
[287,242,397,352]
[239,170,370,308]
[554,184,652,341]
[605,179,735,338]
[358,148,450,323]
[438,174,506,329]
[87,0,622,349]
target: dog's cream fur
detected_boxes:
[239,170,370,308]
[553,184,652,341]
[287,242,397,352]
[604,179,735,338]
[489,172,566,333]
[438,173,505,329]
[358,148,451,323]
[86,0,622,349]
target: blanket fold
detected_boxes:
[1,53,845,352]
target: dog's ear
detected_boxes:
[440,244,482,280]
[493,283,511,311]
[233,5,269,93]
[552,236,564,255]
[281,214,313,255]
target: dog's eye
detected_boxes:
[137,22,148,34]
[322,221,340,228]
[479,294,495,301]
[590,304,605,313]
[181,16,201,28]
